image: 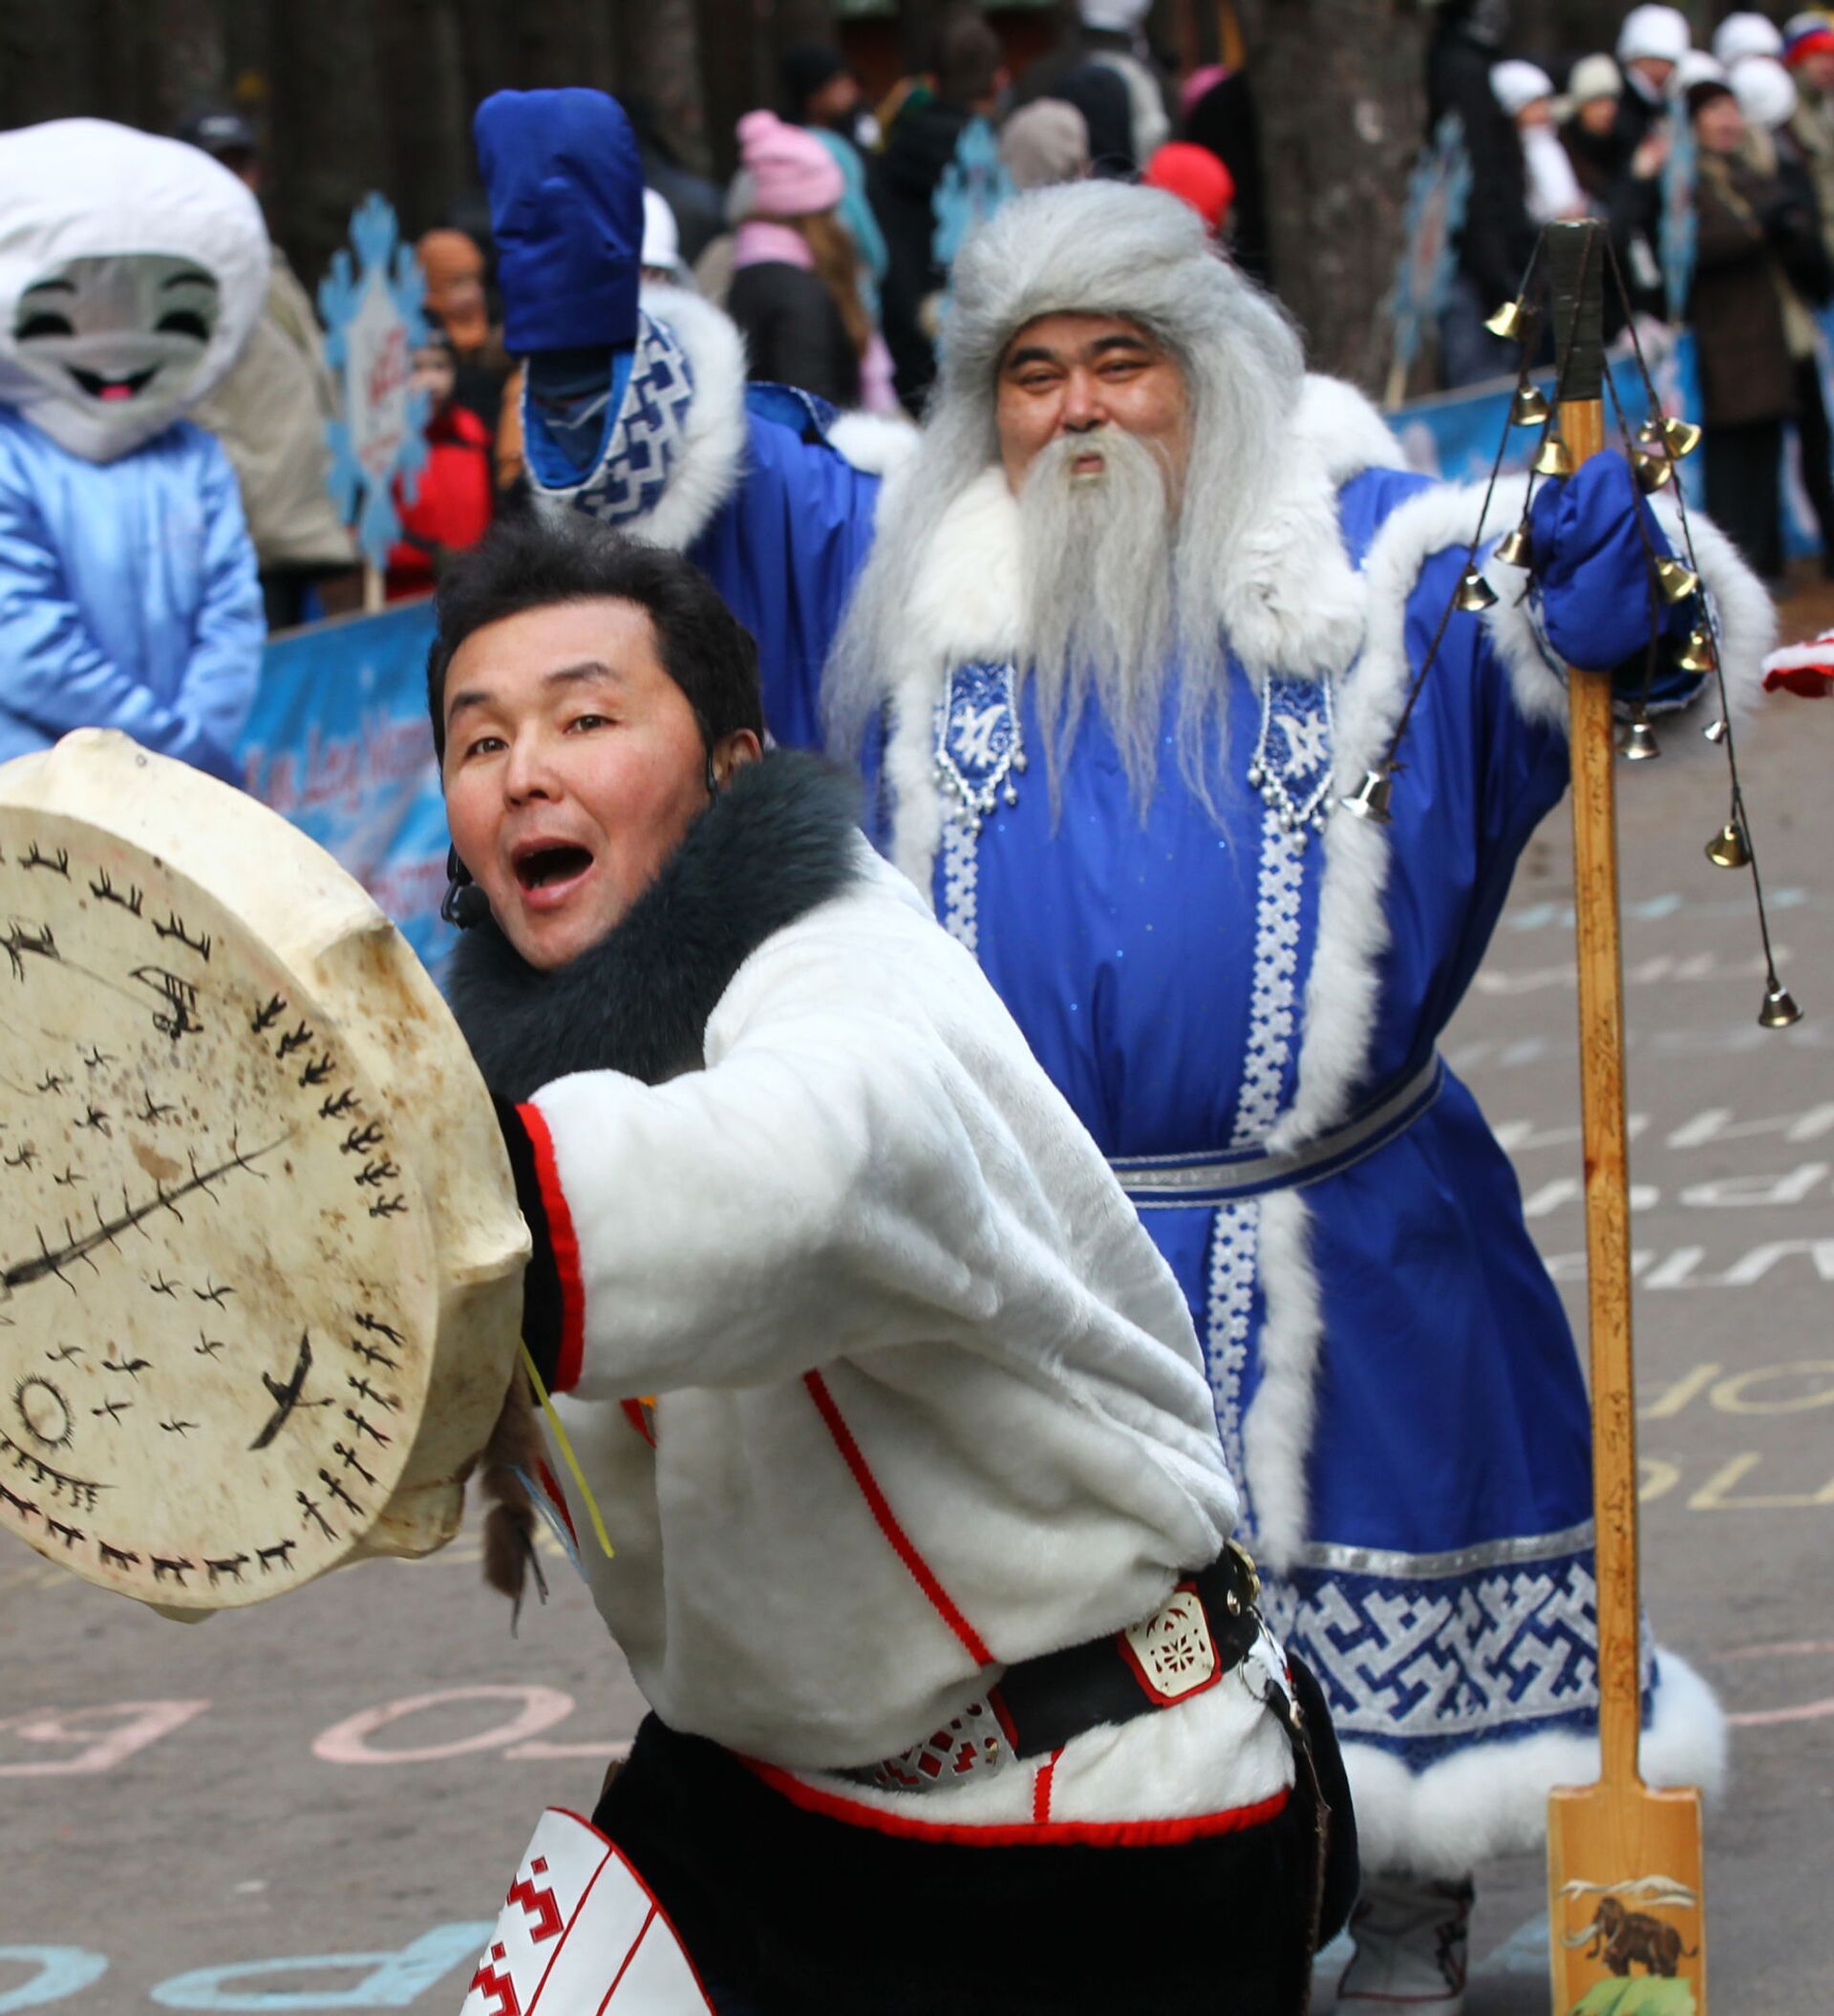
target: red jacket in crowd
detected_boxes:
[386,402,494,600]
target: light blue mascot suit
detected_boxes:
[0,120,267,783]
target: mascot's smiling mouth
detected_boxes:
[67,364,160,402]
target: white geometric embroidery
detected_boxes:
[1234,808,1307,1149]
[940,815,979,953]
[932,661,1026,950]
[573,311,695,527]
[1203,679,1330,1514]
[1279,1553,1654,1742]
[1205,1200,1257,1515]
[1247,672,1337,832]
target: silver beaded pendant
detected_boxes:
[1247,674,1336,835]
[932,660,1028,835]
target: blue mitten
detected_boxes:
[1526,451,1693,678]
[473,89,643,356]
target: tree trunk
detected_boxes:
[1237,0,1428,390]
[267,0,391,294]
[693,0,770,179]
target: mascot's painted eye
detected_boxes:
[15,310,75,341]
[155,308,210,341]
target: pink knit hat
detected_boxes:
[736,110,843,219]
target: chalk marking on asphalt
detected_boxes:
[312,1684,577,1765]
[0,1947,108,2014]
[147,1922,492,2010]
[0,1700,206,1777]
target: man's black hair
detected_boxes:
[426,513,765,762]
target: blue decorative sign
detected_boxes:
[1659,115,1698,329]
[318,194,431,569]
[930,117,1014,350]
[1389,113,1473,386]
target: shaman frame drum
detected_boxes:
[0,731,528,1613]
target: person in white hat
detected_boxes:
[1603,8,1694,310]
[639,186,693,291]
[1492,59,1589,221]
[1715,10,1787,68]
[1616,2,1692,89]
[1735,53,1834,575]
[1558,53,1627,205]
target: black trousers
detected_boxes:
[1703,417,1785,582]
[592,1654,1357,2016]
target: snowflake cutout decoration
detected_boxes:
[318,192,431,568]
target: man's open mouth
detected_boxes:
[68,365,160,403]
[514,844,594,893]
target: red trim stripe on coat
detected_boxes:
[518,1100,586,1392]
[802,1370,993,1666]
[742,1756,1290,1849]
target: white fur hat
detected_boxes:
[1492,60,1556,118]
[1734,53,1800,126]
[1616,4,1692,65]
[1675,49,1731,95]
[1078,0,1151,30]
[1714,11,1786,65]
[1567,53,1625,102]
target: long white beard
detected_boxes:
[1016,427,1178,806]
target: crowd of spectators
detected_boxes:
[1433,1,1834,584]
[172,1,1834,624]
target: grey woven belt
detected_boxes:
[1108,1055,1445,1209]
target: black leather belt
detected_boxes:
[995,1541,1265,1761]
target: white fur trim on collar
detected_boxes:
[1294,372,1409,488]
[826,409,919,477]
[629,285,750,551]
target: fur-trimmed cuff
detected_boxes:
[493,1095,580,1392]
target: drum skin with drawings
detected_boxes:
[0,730,529,1614]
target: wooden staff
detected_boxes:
[1543,218,1709,2013]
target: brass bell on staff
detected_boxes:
[1532,435,1574,477]
[1636,414,1702,459]
[1454,565,1499,611]
[1493,522,1534,568]
[1510,380,1550,427]
[1759,981,1803,1029]
[1653,555,1699,604]
[1632,449,1674,493]
[1620,716,1661,760]
[1484,297,1533,342]
[1705,820,1751,870]
[1676,625,1717,674]
[1703,715,1729,744]
[1340,769,1395,823]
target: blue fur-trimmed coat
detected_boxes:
[524,284,1762,1874]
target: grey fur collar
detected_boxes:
[447,751,863,1102]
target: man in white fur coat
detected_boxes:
[437,519,1355,2014]
[477,90,1761,2009]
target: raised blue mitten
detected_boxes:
[474,89,643,355]
[1527,450,1678,674]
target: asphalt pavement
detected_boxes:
[4,584,1830,2014]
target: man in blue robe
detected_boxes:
[475,89,1765,2010]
